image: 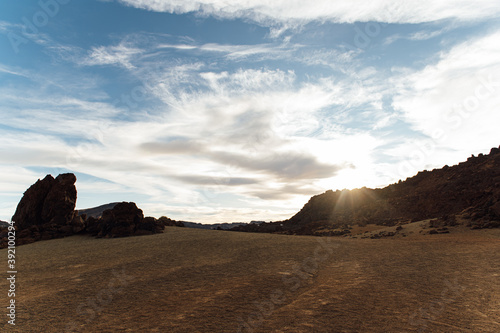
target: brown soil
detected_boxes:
[1,227,499,332]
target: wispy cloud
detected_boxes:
[117,0,500,26]
[384,26,451,45]
[0,64,29,78]
[81,43,145,69]
[391,28,500,172]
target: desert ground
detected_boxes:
[2,226,500,332]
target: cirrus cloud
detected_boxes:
[116,0,500,26]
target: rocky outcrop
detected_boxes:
[158,216,185,228]
[6,173,79,245]
[12,173,77,230]
[1,174,180,248]
[88,202,165,238]
[234,145,500,235]
[99,202,144,237]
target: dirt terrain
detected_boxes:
[1,226,499,332]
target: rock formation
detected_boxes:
[1,174,180,248]
[6,173,80,245]
[158,216,185,228]
[88,202,165,238]
[12,173,77,230]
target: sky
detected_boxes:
[0,0,499,223]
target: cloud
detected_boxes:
[158,41,297,60]
[0,91,119,140]
[175,175,259,186]
[384,26,450,45]
[247,182,323,201]
[0,166,48,221]
[0,20,16,33]
[0,166,43,195]
[200,42,301,60]
[140,139,205,154]
[0,64,29,78]
[408,28,447,41]
[391,29,500,173]
[117,0,500,26]
[81,43,144,69]
[210,150,342,180]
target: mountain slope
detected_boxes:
[234,145,500,235]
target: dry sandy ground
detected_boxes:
[1,226,499,332]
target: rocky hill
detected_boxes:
[232,145,500,235]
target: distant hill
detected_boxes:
[0,220,10,228]
[77,202,120,218]
[233,145,500,235]
[182,221,262,230]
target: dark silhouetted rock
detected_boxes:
[137,216,163,235]
[12,173,77,230]
[158,216,185,227]
[97,202,143,238]
[41,173,77,225]
[1,174,182,248]
[4,173,79,246]
[70,215,86,233]
[91,202,166,238]
[12,175,56,230]
[85,216,101,236]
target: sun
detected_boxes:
[318,166,380,192]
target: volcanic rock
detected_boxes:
[12,173,77,230]
[1,174,180,248]
[92,202,166,238]
[5,173,79,245]
[158,216,185,228]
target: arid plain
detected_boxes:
[2,225,499,332]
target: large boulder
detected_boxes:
[97,202,143,238]
[12,173,77,231]
[2,173,79,247]
[93,202,164,238]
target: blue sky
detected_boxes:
[1,0,499,223]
